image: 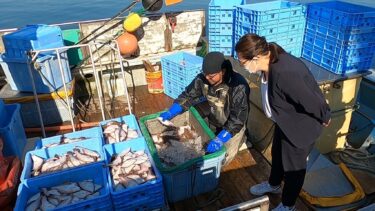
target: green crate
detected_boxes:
[139,107,226,202]
[62,29,83,66]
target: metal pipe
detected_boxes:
[76,1,138,45]
[31,44,91,53]
[114,40,133,114]
[88,44,106,121]
[56,49,76,132]
[218,195,269,211]
[26,54,46,138]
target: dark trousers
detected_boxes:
[268,125,307,207]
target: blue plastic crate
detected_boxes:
[0,99,4,117]
[208,22,234,36]
[302,28,375,74]
[209,35,233,48]
[163,79,186,99]
[307,1,375,28]
[36,127,103,149]
[162,151,226,202]
[0,52,71,93]
[306,19,375,43]
[234,21,305,57]
[161,52,203,99]
[235,1,307,25]
[208,0,244,56]
[15,163,112,211]
[161,52,203,80]
[208,0,244,23]
[21,137,104,183]
[2,24,65,59]
[302,41,374,74]
[235,19,306,37]
[0,103,27,158]
[99,114,142,144]
[209,46,233,57]
[103,138,165,209]
[114,196,166,211]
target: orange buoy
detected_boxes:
[117,32,138,55]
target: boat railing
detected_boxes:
[27,40,132,137]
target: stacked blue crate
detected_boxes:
[208,0,244,56]
[99,114,142,144]
[0,103,27,158]
[302,1,375,74]
[36,127,103,148]
[103,138,165,211]
[0,24,71,93]
[15,163,112,211]
[161,52,203,99]
[21,137,105,184]
[234,0,307,57]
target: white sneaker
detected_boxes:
[272,203,296,211]
[249,181,282,196]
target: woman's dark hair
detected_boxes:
[235,33,286,63]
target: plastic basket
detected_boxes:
[0,103,27,158]
[162,78,186,99]
[139,107,226,202]
[306,19,375,43]
[208,0,245,56]
[307,1,375,28]
[36,127,103,149]
[2,24,65,59]
[302,1,375,74]
[15,163,111,211]
[235,0,307,25]
[161,52,203,99]
[103,138,165,209]
[0,52,71,93]
[99,114,142,144]
[302,30,375,74]
[21,137,104,183]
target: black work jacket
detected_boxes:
[175,69,250,135]
[268,53,331,148]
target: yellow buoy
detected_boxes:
[123,13,142,32]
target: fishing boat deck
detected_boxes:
[114,85,310,210]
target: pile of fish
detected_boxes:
[151,125,204,166]
[25,180,102,211]
[102,121,139,144]
[31,147,100,177]
[43,136,88,148]
[110,148,156,191]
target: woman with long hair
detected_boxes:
[235,34,331,211]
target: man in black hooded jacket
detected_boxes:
[159,52,250,164]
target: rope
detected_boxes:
[329,148,375,175]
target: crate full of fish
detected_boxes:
[100,114,141,145]
[103,138,165,210]
[15,162,112,211]
[36,127,103,149]
[139,107,226,203]
[21,137,104,183]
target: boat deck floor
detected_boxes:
[103,85,310,210]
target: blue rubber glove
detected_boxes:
[206,129,232,153]
[159,103,183,121]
